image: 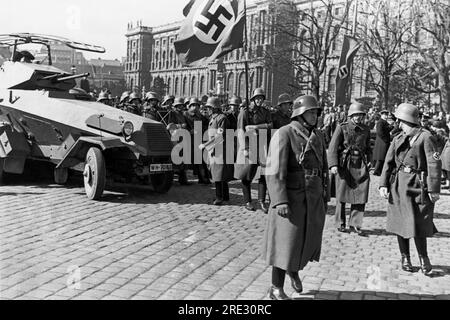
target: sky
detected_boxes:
[1,0,189,60]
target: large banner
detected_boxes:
[174,0,246,67]
[334,35,361,107]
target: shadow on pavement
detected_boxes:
[292,290,450,300]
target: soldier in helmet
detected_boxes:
[328,102,372,235]
[168,97,190,185]
[379,103,441,276]
[143,92,160,121]
[118,91,131,110]
[226,95,242,131]
[235,88,273,213]
[200,97,234,205]
[262,95,329,300]
[127,92,143,115]
[184,97,211,185]
[97,91,109,105]
[272,93,293,130]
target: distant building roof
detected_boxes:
[89,58,122,67]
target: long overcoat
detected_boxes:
[234,104,272,181]
[207,113,234,182]
[328,121,372,204]
[442,139,450,172]
[380,128,441,238]
[262,120,328,272]
[373,118,391,161]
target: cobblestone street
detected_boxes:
[1,171,450,300]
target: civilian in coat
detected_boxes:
[200,97,234,205]
[262,95,328,300]
[328,102,372,235]
[373,110,392,176]
[379,103,441,276]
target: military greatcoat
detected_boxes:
[328,121,372,204]
[234,104,272,181]
[442,139,450,172]
[207,113,234,182]
[262,121,328,272]
[380,128,441,238]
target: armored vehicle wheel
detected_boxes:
[150,171,173,194]
[54,167,69,185]
[83,147,106,200]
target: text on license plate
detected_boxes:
[150,164,173,173]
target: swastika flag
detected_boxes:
[334,35,361,107]
[174,0,245,67]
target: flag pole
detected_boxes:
[243,0,250,106]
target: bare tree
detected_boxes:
[354,0,415,110]
[258,0,353,101]
[408,0,450,112]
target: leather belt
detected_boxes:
[398,165,421,174]
[304,168,322,176]
[287,168,322,176]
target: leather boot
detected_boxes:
[419,256,433,276]
[401,254,414,272]
[288,272,303,293]
[222,182,230,201]
[258,201,269,214]
[268,286,290,300]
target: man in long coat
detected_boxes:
[379,103,441,276]
[262,95,328,300]
[373,110,392,176]
[201,97,234,205]
[328,102,372,235]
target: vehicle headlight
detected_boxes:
[123,121,134,137]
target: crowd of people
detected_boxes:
[90,87,450,300]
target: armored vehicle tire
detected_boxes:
[83,147,106,200]
[150,171,174,194]
[54,167,69,185]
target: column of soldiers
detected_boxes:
[99,87,444,298]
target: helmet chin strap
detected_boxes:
[300,115,317,130]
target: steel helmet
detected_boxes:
[251,88,266,101]
[120,91,130,103]
[380,109,390,115]
[188,97,201,106]
[162,95,175,106]
[173,97,185,107]
[291,95,322,118]
[205,97,221,109]
[277,93,292,106]
[145,91,159,102]
[228,95,242,106]
[395,103,420,125]
[129,92,142,102]
[348,102,367,117]
[97,91,109,102]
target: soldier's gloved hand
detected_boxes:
[275,204,291,218]
[330,166,338,175]
[379,187,389,199]
[245,125,257,131]
[429,193,440,203]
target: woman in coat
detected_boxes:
[262,95,328,300]
[379,103,441,276]
[200,97,234,205]
[441,136,450,190]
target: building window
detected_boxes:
[227,72,234,95]
[167,78,171,94]
[238,72,245,97]
[182,77,187,96]
[328,68,337,92]
[169,50,174,68]
[175,77,179,95]
[200,75,205,95]
[191,76,196,96]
